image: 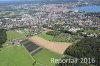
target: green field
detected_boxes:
[38,32,54,41]
[0,30,34,66]
[0,46,34,66]
[0,30,61,66]
[33,49,61,66]
[19,29,30,36]
[33,32,62,66]
[7,30,26,40]
[38,32,79,43]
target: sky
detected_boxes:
[0,0,12,1]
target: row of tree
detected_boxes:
[0,29,7,48]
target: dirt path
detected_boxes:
[29,36,71,55]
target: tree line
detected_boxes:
[56,36,100,66]
[0,29,7,48]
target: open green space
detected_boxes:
[38,32,79,43]
[19,29,30,36]
[38,32,54,41]
[0,30,34,66]
[0,30,62,66]
[0,46,34,66]
[33,49,61,66]
[7,30,26,40]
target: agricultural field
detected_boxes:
[14,29,31,36]
[0,30,34,66]
[19,29,31,36]
[0,30,62,66]
[7,30,26,40]
[38,32,79,43]
[33,49,61,66]
[38,32,54,41]
[0,46,34,66]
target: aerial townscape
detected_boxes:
[0,0,100,66]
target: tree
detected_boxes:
[0,29,7,48]
[57,37,100,66]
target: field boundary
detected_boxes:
[22,45,47,66]
[29,36,71,55]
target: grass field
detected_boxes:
[38,32,79,43]
[20,29,30,36]
[7,30,26,40]
[38,32,54,41]
[0,30,34,66]
[0,46,34,66]
[33,49,61,66]
[0,30,62,66]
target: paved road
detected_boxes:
[29,36,71,55]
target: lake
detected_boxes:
[73,6,100,13]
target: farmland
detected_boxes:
[0,30,34,66]
[29,36,71,55]
[7,30,26,40]
[0,30,62,66]
[38,32,54,41]
[0,46,34,66]
[38,32,79,43]
[33,49,61,66]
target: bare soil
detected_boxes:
[29,36,71,55]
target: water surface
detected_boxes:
[74,6,100,12]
